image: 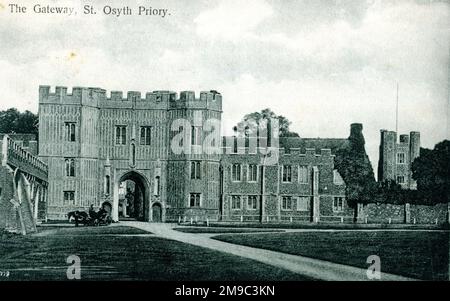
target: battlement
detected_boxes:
[378,128,421,184]
[280,148,333,157]
[39,86,222,110]
[380,129,420,145]
[221,146,334,158]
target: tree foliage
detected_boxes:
[373,179,413,205]
[234,108,300,138]
[0,108,38,136]
[412,140,450,204]
[334,125,377,210]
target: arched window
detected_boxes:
[70,123,76,141]
[140,126,152,145]
[115,126,127,145]
[105,175,111,195]
[154,176,160,196]
[131,143,136,166]
[70,159,75,177]
[65,122,76,142]
[65,158,75,177]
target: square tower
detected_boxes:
[378,129,420,189]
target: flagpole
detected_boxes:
[396,83,399,135]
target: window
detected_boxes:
[189,193,201,207]
[298,166,308,183]
[191,161,201,179]
[232,164,242,182]
[282,196,293,210]
[233,137,238,153]
[131,143,136,166]
[397,153,406,164]
[64,191,75,205]
[397,175,405,184]
[116,126,127,145]
[191,126,202,146]
[154,176,160,196]
[140,126,152,145]
[247,195,258,210]
[333,170,345,185]
[297,197,309,211]
[65,158,75,177]
[231,195,241,210]
[105,175,110,195]
[65,122,76,142]
[282,165,292,183]
[247,164,258,182]
[333,197,344,212]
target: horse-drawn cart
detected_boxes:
[68,207,112,227]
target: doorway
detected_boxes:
[116,171,150,222]
[152,203,162,223]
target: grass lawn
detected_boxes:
[0,226,310,281]
[37,225,151,236]
[174,227,284,234]
[213,231,449,280]
[207,222,447,230]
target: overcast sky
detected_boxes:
[0,0,448,174]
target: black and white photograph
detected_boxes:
[0,0,449,293]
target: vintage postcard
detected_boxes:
[0,0,449,293]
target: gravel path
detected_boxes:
[123,222,416,281]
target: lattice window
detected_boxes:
[189,193,201,207]
[115,126,127,145]
[140,126,152,145]
[65,158,75,177]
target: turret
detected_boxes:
[378,129,397,181]
[409,131,420,162]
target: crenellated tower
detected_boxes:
[38,86,222,221]
[378,129,420,189]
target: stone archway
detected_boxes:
[113,171,150,222]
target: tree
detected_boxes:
[234,108,300,138]
[412,140,450,205]
[374,179,411,205]
[334,124,377,221]
[0,108,38,136]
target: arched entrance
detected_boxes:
[152,203,162,223]
[113,171,150,222]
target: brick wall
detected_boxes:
[220,147,351,223]
[364,203,448,225]
[410,203,448,224]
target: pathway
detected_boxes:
[121,222,416,281]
